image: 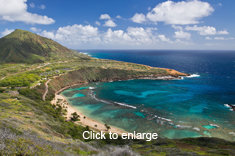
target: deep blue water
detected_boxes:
[62,50,235,141]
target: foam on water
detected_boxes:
[185,74,200,78]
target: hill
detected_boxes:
[0,29,74,63]
[0,29,234,155]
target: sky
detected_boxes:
[0,0,234,50]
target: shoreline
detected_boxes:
[49,73,190,136]
[51,92,128,135]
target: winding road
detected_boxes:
[42,79,51,101]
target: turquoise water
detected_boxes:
[61,50,235,141]
[61,79,235,141]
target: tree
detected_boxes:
[83,116,86,123]
[104,123,111,131]
[70,112,80,122]
[85,126,90,131]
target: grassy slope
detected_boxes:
[0,34,234,155]
[0,62,234,155]
[0,29,75,63]
[1,92,235,156]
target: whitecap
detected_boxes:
[193,127,200,131]
[89,87,96,89]
[114,102,136,109]
[186,74,200,78]
[158,117,172,122]
[80,52,92,56]
[209,124,219,128]
[224,104,231,108]
[175,125,192,129]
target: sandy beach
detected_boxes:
[51,93,128,135]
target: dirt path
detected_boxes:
[42,79,51,101]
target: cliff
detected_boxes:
[47,67,188,98]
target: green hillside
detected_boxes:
[0,29,234,155]
[0,29,74,63]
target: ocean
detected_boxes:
[61,50,235,141]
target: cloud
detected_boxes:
[30,27,41,32]
[214,37,234,40]
[41,24,99,42]
[217,30,229,35]
[205,36,212,40]
[172,25,183,31]
[103,28,132,44]
[38,5,46,9]
[131,13,146,23]
[104,27,159,45]
[146,0,214,25]
[147,7,151,11]
[99,14,117,27]
[1,28,14,36]
[158,35,172,42]
[103,19,117,27]
[205,36,233,40]
[99,14,111,20]
[0,0,55,25]
[116,15,122,19]
[214,37,225,40]
[95,21,101,26]
[127,27,152,37]
[174,31,191,39]
[29,3,35,8]
[185,25,229,35]
[40,25,161,47]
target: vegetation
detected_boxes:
[105,123,111,131]
[0,72,40,87]
[0,29,79,63]
[1,91,234,155]
[0,29,234,155]
[71,112,80,122]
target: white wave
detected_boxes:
[193,127,200,131]
[148,115,158,120]
[229,132,235,136]
[114,102,136,109]
[158,117,172,122]
[89,87,96,89]
[186,74,200,78]
[173,76,184,80]
[175,125,192,129]
[210,124,219,128]
[80,52,92,56]
[224,104,231,108]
